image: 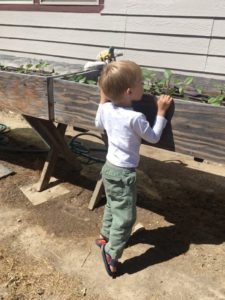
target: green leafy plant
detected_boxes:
[141,68,225,106]
[142,68,193,97]
[0,60,54,75]
[17,63,34,73]
[208,94,224,106]
[65,73,97,85]
[174,76,193,97]
[64,68,224,106]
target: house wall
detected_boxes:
[1,0,225,78]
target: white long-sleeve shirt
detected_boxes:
[95,102,167,168]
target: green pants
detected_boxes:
[101,161,137,260]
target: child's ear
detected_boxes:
[127,88,132,95]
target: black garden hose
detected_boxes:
[70,132,107,164]
[0,124,107,162]
[0,123,10,145]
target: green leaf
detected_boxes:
[164,69,172,80]
[26,64,33,69]
[196,87,203,95]
[179,87,184,95]
[208,95,224,106]
[174,80,183,86]
[79,77,87,83]
[86,80,97,85]
[141,68,156,80]
[184,76,193,85]
[143,84,150,92]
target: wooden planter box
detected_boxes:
[0,70,55,120]
[132,95,225,164]
[54,71,225,165]
[53,75,100,131]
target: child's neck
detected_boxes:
[116,97,132,107]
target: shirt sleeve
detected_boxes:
[132,114,167,144]
[95,104,105,130]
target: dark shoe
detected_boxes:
[101,245,118,278]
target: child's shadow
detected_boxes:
[117,225,190,276]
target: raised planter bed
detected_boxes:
[0,61,83,192]
[0,68,56,120]
[0,61,82,121]
[54,70,225,165]
[53,71,100,131]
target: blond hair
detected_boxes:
[98,60,142,102]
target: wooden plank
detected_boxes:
[88,177,104,210]
[35,123,67,192]
[126,17,213,36]
[23,115,81,170]
[0,11,125,31]
[0,38,105,61]
[0,70,53,120]
[0,16,213,37]
[208,39,225,56]
[0,26,125,48]
[102,0,225,17]
[124,50,207,72]
[132,95,225,164]
[125,34,209,55]
[0,164,13,179]
[54,73,225,164]
[0,26,210,55]
[0,41,205,73]
[205,57,225,74]
[54,78,100,129]
[170,99,225,163]
[0,51,88,66]
[212,20,225,37]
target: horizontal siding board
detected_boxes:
[126,17,213,36]
[0,38,208,72]
[0,11,125,31]
[124,50,207,72]
[103,0,225,17]
[208,39,225,56]
[125,34,209,55]
[0,50,88,65]
[1,2,225,76]
[0,26,125,48]
[0,38,107,60]
[0,12,213,37]
[205,57,225,74]
[0,26,210,55]
[212,20,225,37]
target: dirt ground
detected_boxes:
[0,111,225,300]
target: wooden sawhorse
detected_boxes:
[23,114,104,210]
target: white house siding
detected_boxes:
[0,0,225,78]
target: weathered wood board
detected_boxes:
[133,95,225,164]
[53,78,100,130]
[0,70,54,120]
[54,76,225,164]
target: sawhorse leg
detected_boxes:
[88,178,104,210]
[23,115,81,192]
[88,132,107,210]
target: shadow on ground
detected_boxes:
[1,128,225,277]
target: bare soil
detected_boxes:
[0,111,225,300]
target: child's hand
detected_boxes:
[157,95,173,117]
